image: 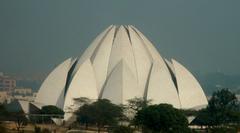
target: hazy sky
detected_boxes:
[0,0,239,79]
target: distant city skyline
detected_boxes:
[0,0,240,79]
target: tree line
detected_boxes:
[75,89,240,133]
[1,88,240,133]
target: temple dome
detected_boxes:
[20,25,208,122]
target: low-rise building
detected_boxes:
[0,73,16,92]
[13,88,35,102]
[32,92,37,98]
[14,95,35,102]
[236,95,240,101]
[14,88,32,95]
[0,91,9,103]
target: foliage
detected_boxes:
[208,89,240,124]
[11,112,28,132]
[76,104,93,129]
[73,97,91,105]
[127,97,151,112]
[181,109,198,116]
[111,125,134,133]
[40,105,64,122]
[135,104,190,133]
[41,105,64,115]
[193,89,240,126]
[2,100,28,131]
[76,99,124,132]
[127,97,152,125]
[69,97,92,112]
[192,109,214,126]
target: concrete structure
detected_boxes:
[0,73,16,92]
[18,25,208,123]
[14,95,35,102]
[0,90,13,104]
[14,88,32,95]
[0,91,8,103]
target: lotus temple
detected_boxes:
[19,25,208,123]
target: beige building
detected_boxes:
[0,91,8,103]
[236,95,240,101]
[32,92,37,98]
[14,95,35,102]
[13,88,34,102]
[14,88,32,95]
[0,73,16,92]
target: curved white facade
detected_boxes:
[22,25,208,122]
[35,58,74,109]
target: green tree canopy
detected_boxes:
[76,99,124,132]
[76,104,94,129]
[39,105,64,123]
[127,97,151,112]
[135,104,190,133]
[127,97,152,125]
[208,88,240,124]
[193,89,240,126]
[41,105,64,115]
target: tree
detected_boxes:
[76,99,124,133]
[40,105,64,122]
[127,97,152,126]
[71,97,92,111]
[3,101,28,132]
[73,97,91,105]
[41,105,64,115]
[208,89,240,124]
[127,97,151,112]
[192,109,214,127]
[194,89,240,127]
[76,104,93,129]
[181,109,198,117]
[11,112,28,132]
[135,104,190,133]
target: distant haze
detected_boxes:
[0,0,240,80]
